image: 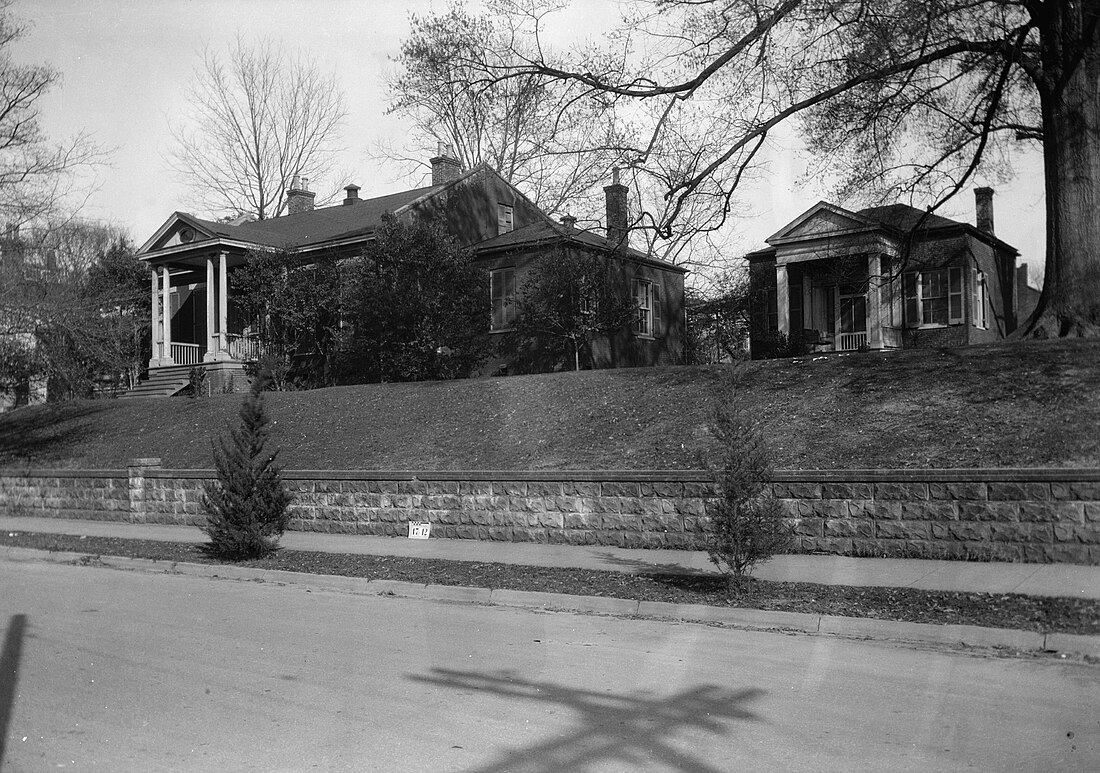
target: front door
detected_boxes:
[838,282,868,350]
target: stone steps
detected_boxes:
[120,365,195,399]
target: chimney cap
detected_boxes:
[560,214,577,229]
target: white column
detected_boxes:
[868,254,884,349]
[148,268,160,368]
[204,255,216,362]
[160,266,174,365]
[776,263,790,335]
[217,251,229,359]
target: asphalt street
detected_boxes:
[1,560,1097,772]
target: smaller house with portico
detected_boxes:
[130,151,686,395]
[747,188,1028,358]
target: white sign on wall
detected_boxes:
[408,521,432,539]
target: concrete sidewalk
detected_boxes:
[3,515,1098,600]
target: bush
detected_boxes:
[201,372,293,560]
[703,382,792,591]
[186,366,206,398]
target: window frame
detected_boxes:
[632,278,662,338]
[490,266,517,332]
[903,266,965,328]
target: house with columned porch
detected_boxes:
[130,152,686,396]
[747,188,1028,358]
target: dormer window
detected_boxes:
[497,204,514,235]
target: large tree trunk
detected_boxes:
[1029,2,1100,337]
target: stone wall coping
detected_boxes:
[770,469,1100,483]
[3,467,1099,483]
[0,469,125,479]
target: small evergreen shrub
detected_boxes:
[201,372,293,560]
[186,366,206,398]
[703,384,792,592]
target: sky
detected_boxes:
[14,0,1047,284]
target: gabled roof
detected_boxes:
[759,199,1018,257]
[766,201,873,243]
[140,186,438,256]
[139,162,558,259]
[474,219,687,274]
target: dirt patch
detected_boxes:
[3,530,1097,635]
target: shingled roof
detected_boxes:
[855,204,963,234]
[183,186,438,250]
[475,219,687,273]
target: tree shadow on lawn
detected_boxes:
[0,402,111,466]
[408,667,763,773]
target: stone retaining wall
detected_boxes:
[1,463,1098,564]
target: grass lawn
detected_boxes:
[2,530,1097,637]
[2,338,1098,471]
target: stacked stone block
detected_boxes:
[0,470,128,521]
[772,474,1100,563]
[279,476,714,550]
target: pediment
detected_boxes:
[767,202,873,244]
[138,213,218,254]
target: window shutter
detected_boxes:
[971,268,980,327]
[903,273,919,328]
[506,269,516,325]
[497,204,513,235]
[948,266,964,324]
[652,283,662,336]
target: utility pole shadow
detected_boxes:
[409,667,764,772]
[0,614,28,766]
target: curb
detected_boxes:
[3,546,1098,657]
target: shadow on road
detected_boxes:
[0,614,28,766]
[409,667,762,772]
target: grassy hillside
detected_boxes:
[2,339,1098,471]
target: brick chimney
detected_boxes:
[431,142,462,186]
[343,184,360,206]
[286,175,315,214]
[975,187,995,235]
[604,168,628,248]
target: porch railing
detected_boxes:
[837,332,868,351]
[227,334,263,362]
[170,342,204,366]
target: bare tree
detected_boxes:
[1,221,147,401]
[383,3,627,217]
[169,37,347,221]
[480,0,1100,337]
[386,3,762,276]
[0,0,104,229]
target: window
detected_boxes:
[490,267,516,330]
[497,204,514,235]
[903,267,964,327]
[972,269,988,329]
[632,279,662,337]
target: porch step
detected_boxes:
[120,365,196,399]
